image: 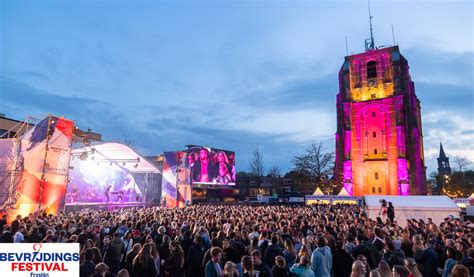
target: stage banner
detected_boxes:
[0,243,80,276]
[9,116,73,220]
[161,151,180,207]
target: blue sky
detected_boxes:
[1,0,473,175]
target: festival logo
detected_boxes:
[0,243,80,276]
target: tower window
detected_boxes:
[373,132,376,138]
[378,187,382,193]
[375,172,379,180]
[374,149,378,155]
[372,187,376,193]
[367,60,377,79]
[372,112,376,117]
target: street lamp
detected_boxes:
[443,175,450,195]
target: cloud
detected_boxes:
[1,0,472,175]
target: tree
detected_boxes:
[453,156,472,172]
[267,166,282,178]
[291,142,334,186]
[249,147,264,177]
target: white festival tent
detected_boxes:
[337,187,351,197]
[312,187,325,196]
[363,195,460,226]
[71,142,160,174]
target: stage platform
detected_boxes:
[64,201,157,212]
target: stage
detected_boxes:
[64,201,157,212]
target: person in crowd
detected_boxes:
[450,264,470,277]
[0,225,13,243]
[311,236,332,277]
[415,240,439,277]
[241,255,254,277]
[382,239,405,268]
[188,234,206,277]
[357,255,371,276]
[111,232,125,262]
[223,239,240,264]
[13,224,25,243]
[333,240,354,277]
[150,242,161,275]
[460,248,474,276]
[391,265,408,277]
[117,269,129,277]
[379,200,388,222]
[283,238,297,268]
[125,243,141,276]
[251,249,273,277]
[122,230,134,261]
[272,255,290,277]
[400,231,413,259]
[164,241,185,277]
[350,260,367,277]
[132,243,157,277]
[80,248,96,277]
[403,258,422,277]
[223,261,239,277]
[92,247,103,265]
[205,247,223,277]
[101,235,120,274]
[368,270,382,277]
[387,202,395,223]
[264,233,284,268]
[8,204,473,277]
[290,255,315,277]
[441,247,459,277]
[93,262,112,277]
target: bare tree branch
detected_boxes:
[267,166,282,178]
[291,142,334,182]
[453,156,472,172]
[249,147,264,177]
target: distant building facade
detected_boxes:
[236,171,315,200]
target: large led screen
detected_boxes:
[188,146,236,185]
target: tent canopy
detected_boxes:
[363,195,459,225]
[363,195,458,209]
[312,187,325,196]
[72,142,160,174]
[337,187,351,197]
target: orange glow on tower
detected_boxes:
[334,46,426,196]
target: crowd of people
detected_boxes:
[0,204,473,277]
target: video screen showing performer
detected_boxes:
[188,146,236,185]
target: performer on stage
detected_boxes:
[71,188,78,203]
[115,190,124,202]
[105,185,112,203]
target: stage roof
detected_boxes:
[72,142,160,174]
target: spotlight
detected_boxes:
[123,162,126,166]
[134,163,139,168]
[109,162,113,166]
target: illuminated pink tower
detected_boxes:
[334,19,427,196]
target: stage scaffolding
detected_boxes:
[0,117,36,213]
